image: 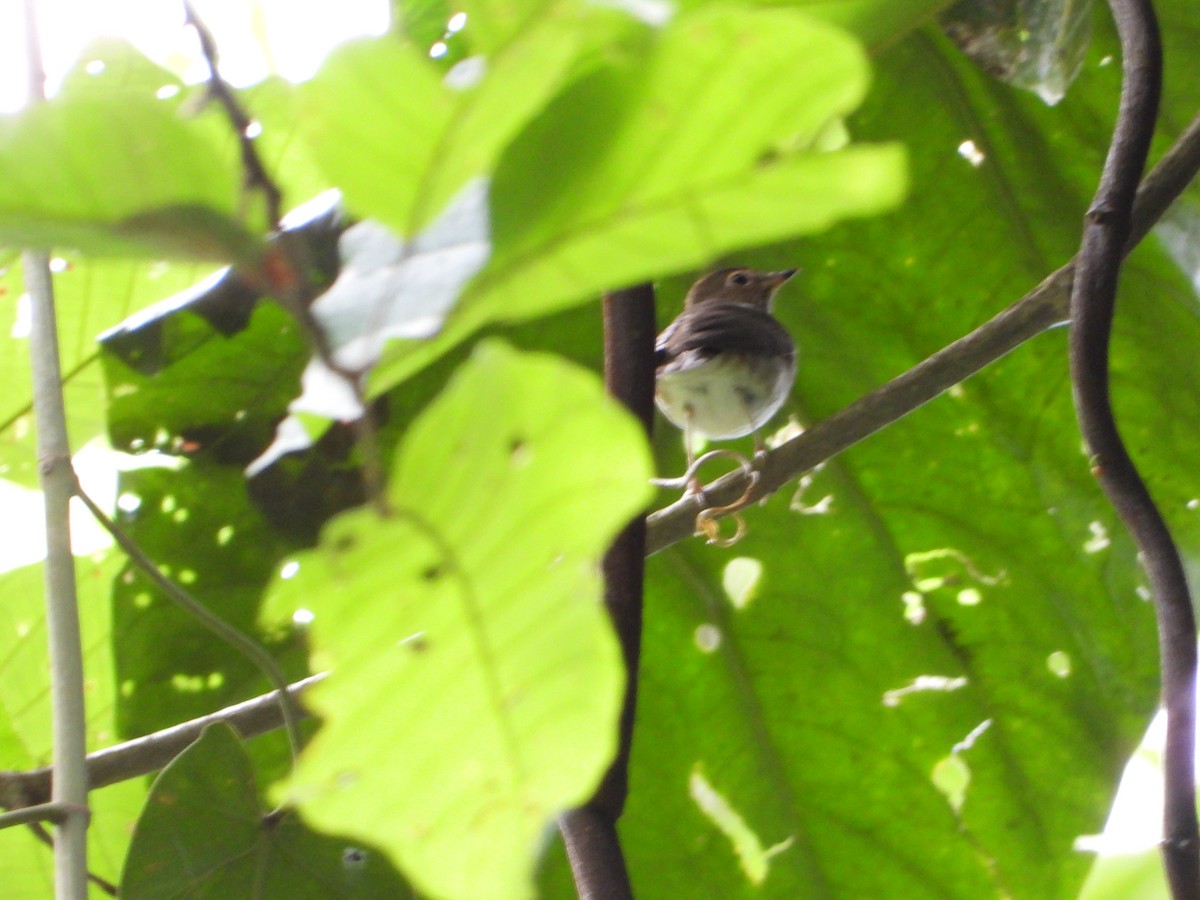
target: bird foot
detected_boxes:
[651,449,763,547]
[650,448,753,492]
[695,470,760,546]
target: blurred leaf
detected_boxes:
[785,0,953,49]
[121,723,409,898]
[1079,848,1169,900]
[371,5,906,391]
[0,255,216,485]
[300,2,608,238]
[393,0,453,49]
[266,340,652,899]
[101,295,306,458]
[0,94,257,262]
[108,461,307,759]
[941,0,1094,105]
[58,36,186,101]
[253,179,490,469]
[239,77,336,213]
[0,554,125,763]
[96,196,342,463]
[0,554,145,895]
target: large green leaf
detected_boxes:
[265,341,652,899]
[371,5,906,391]
[0,255,217,486]
[299,1,613,239]
[0,94,256,262]
[121,724,409,898]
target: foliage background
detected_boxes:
[2,0,1200,897]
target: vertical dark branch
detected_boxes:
[596,283,658,813]
[559,284,656,899]
[1069,2,1199,897]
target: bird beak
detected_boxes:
[767,268,798,288]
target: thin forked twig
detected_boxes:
[1069,2,1198,897]
[183,1,387,510]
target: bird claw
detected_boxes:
[693,470,760,545]
[697,509,748,547]
[650,449,750,491]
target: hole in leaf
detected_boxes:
[1047,650,1072,678]
[931,754,970,812]
[694,624,721,652]
[722,557,762,610]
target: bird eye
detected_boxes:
[728,271,750,286]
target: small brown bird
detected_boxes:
[655,267,798,459]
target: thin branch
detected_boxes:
[1071,2,1199,897]
[74,485,304,770]
[0,674,325,812]
[184,1,281,226]
[0,802,70,830]
[560,284,656,899]
[646,107,1200,556]
[21,1,90,896]
[183,1,387,510]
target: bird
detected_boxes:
[655,266,798,463]
[653,266,798,544]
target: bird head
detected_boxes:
[683,266,798,312]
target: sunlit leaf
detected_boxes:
[0,94,258,262]
[0,553,143,894]
[266,340,652,899]
[300,2,609,238]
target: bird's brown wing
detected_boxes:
[655,303,795,370]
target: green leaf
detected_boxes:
[940,0,1094,104]
[300,3,603,238]
[0,255,217,486]
[121,723,410,898]
[108,462,306,750]
[266,340,652,899]
[101,296,307,457]
[0,554,144,895]
[0,94,257,262]
[371,6,906,391]
[786,0,954,49]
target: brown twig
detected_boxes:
[0,674,324,811]
[1069,2,1198,897]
